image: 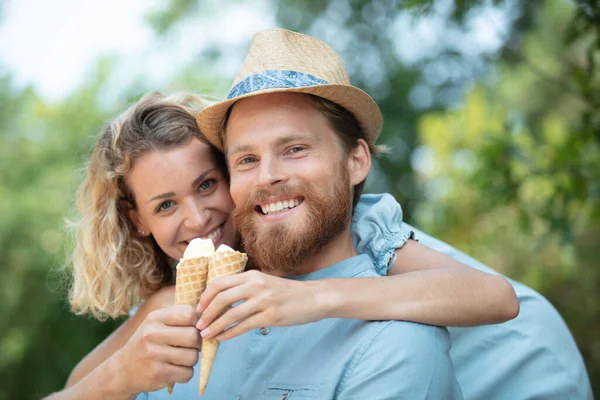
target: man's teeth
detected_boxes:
[201,225,222,242]
[260,199,301,215]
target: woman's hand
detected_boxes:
[112,305,201,395]
[145,285,176,310]
[195,270,328,341]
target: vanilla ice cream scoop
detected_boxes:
[216,244,235,253]
[182,238,215,260]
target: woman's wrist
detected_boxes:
[49,357,135,400]
[100,349,138,399]
[308,279,346,320]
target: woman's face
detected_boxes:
[126,137,238,260]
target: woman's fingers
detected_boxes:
[197,274,248,312]
[197,283,257,330]
[162,345,200,368]
[140,305,202,349]
[196,271,325,340]
[200,299,261,338]
[149,304,199,327]
[144,340,200,367]
[214,313,269,342]
[161,363,195,386]
[142,324,201,350]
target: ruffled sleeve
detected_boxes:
[351,193,414,276]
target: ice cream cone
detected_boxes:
[168,256,209,394]
[175,257,209,306]
[199,250,247,396]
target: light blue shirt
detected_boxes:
[138,255,462,399]
[352,193,593,400]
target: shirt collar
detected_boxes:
[285,254,373,281]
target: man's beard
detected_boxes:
[233,168,352,275]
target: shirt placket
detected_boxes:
[237,326,278,399]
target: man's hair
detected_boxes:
[222,93,388,209]
[303,94,388,208]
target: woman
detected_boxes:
[46,91,517,399]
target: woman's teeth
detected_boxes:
[260,199,301,215]
[202,224,223,242]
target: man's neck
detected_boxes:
[284,228,357,276]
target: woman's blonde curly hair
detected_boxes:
[68,91,223,320]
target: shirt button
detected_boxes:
[260,327,270,335]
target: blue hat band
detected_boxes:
[227,70,329,100]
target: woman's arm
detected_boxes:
[320,239,519,326]
[65,285,175,387]
[44,355,134,400]
[196,240,519,341]
[44,299,200,400]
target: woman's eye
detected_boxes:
[198,179,217,192]
[240,156,257,165]
[156,200,175,212]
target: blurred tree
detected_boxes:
[414,0,600,388]
[0,66,123,399]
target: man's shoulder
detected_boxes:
[334,317,452,377]
[337,320,460,398]
[364,319,451,355]
[346,254,381,278]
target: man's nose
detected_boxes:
[256,155,285,188]
[182,199,210,229]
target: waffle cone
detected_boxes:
[199,250,247,396]
[175,257,209,306]
[168,256,209,394]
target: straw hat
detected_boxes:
[196,28,383,151]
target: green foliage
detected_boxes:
[0,70,124,399]
[414,0,600,389]
[145,0,201,35]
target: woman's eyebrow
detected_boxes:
[148,191,176,203]
[147,168,219,204]
[191,168,218,188]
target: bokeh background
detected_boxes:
[0,0,598,398]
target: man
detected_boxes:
[196,29,591,399]
[138,28,463,399]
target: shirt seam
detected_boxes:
[379,229,414,273]
[334,321,396,398]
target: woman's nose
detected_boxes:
[182,199,210,229]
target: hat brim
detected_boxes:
[196,84,383,151]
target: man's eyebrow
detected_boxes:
[272,134,317,148]
[227,134,317,157]
[227,144,254,157]
[191,168,218,188]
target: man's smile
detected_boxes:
[257,197,303,215]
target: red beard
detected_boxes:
[233,169,352,275]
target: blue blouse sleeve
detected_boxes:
[351,193,414,276]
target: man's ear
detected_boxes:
[347,139,371,186]
[120,200,149,237]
